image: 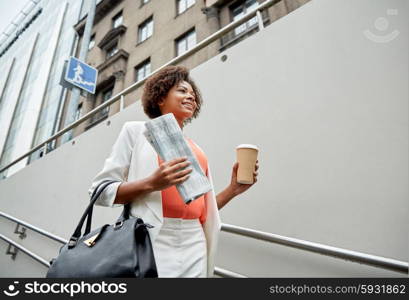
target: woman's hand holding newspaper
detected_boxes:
[147,157,192,191]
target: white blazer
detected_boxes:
[88,121,222,277]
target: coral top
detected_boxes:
[157,137,208,224]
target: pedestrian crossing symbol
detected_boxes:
[65,56,98,94]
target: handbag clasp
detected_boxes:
[83,233,100,247]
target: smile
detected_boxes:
[183,103,194,110]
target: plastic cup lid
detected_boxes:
[236,144,259,150]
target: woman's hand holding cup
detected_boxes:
[228,144,259,197]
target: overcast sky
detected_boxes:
[0,0,31,34]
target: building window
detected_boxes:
[135,59,151,82]
[106,42,118,59]
[88,87,113,128]
[101,88,113,115]
[88,35,95,50]
[231,0,259,36]
[175,29,196,56]
[75,103,82,120]
[177,0,195,15]
[138,16,153,43]
[112,11,123,28]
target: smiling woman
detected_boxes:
[140,66,214,277]
[89,65,258,278]
[141,65,203,129]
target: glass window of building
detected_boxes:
[88,34,95,50]
[231,0,259,36]
[135,58,151,82]
[106,42,118,59]
[176,28,196,56]
[75,103,82,120]
[177,0,195,15]
[101,88,113,115]
[0,30,46,178]
[138,16,153,43]
[112,11,123,28]
[27,0,84,166]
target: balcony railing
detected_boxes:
[85,106,110,130]
[220,9,270,51]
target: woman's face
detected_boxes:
[158,80,197,129]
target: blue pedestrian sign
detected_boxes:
[65,56,98,94]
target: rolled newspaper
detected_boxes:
[143,113,212,204]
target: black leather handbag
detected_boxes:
[46,180,158,278]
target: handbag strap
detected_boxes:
[85,180,134,235]
[84,179,117,235]
[68,180,131,248]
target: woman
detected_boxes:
[88,65,259,278]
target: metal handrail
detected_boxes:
[0,211,68,244]
[0,233,50,268]
[222,223,408,274]
[214,267,247,278]
[1,230,244,277]
[1,210,407,275]
[0,0,281,174]
[0,231,243,277]
[0,211,242,277]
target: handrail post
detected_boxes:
[43,142,48,155]
[257,10,264,30]
[14,224,27,239]
[120,95,124,111]
[6,244,18,260]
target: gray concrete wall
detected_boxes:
[0,0,407,277]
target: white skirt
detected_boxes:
[152,217,207,278]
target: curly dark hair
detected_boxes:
[141,65,203,126]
